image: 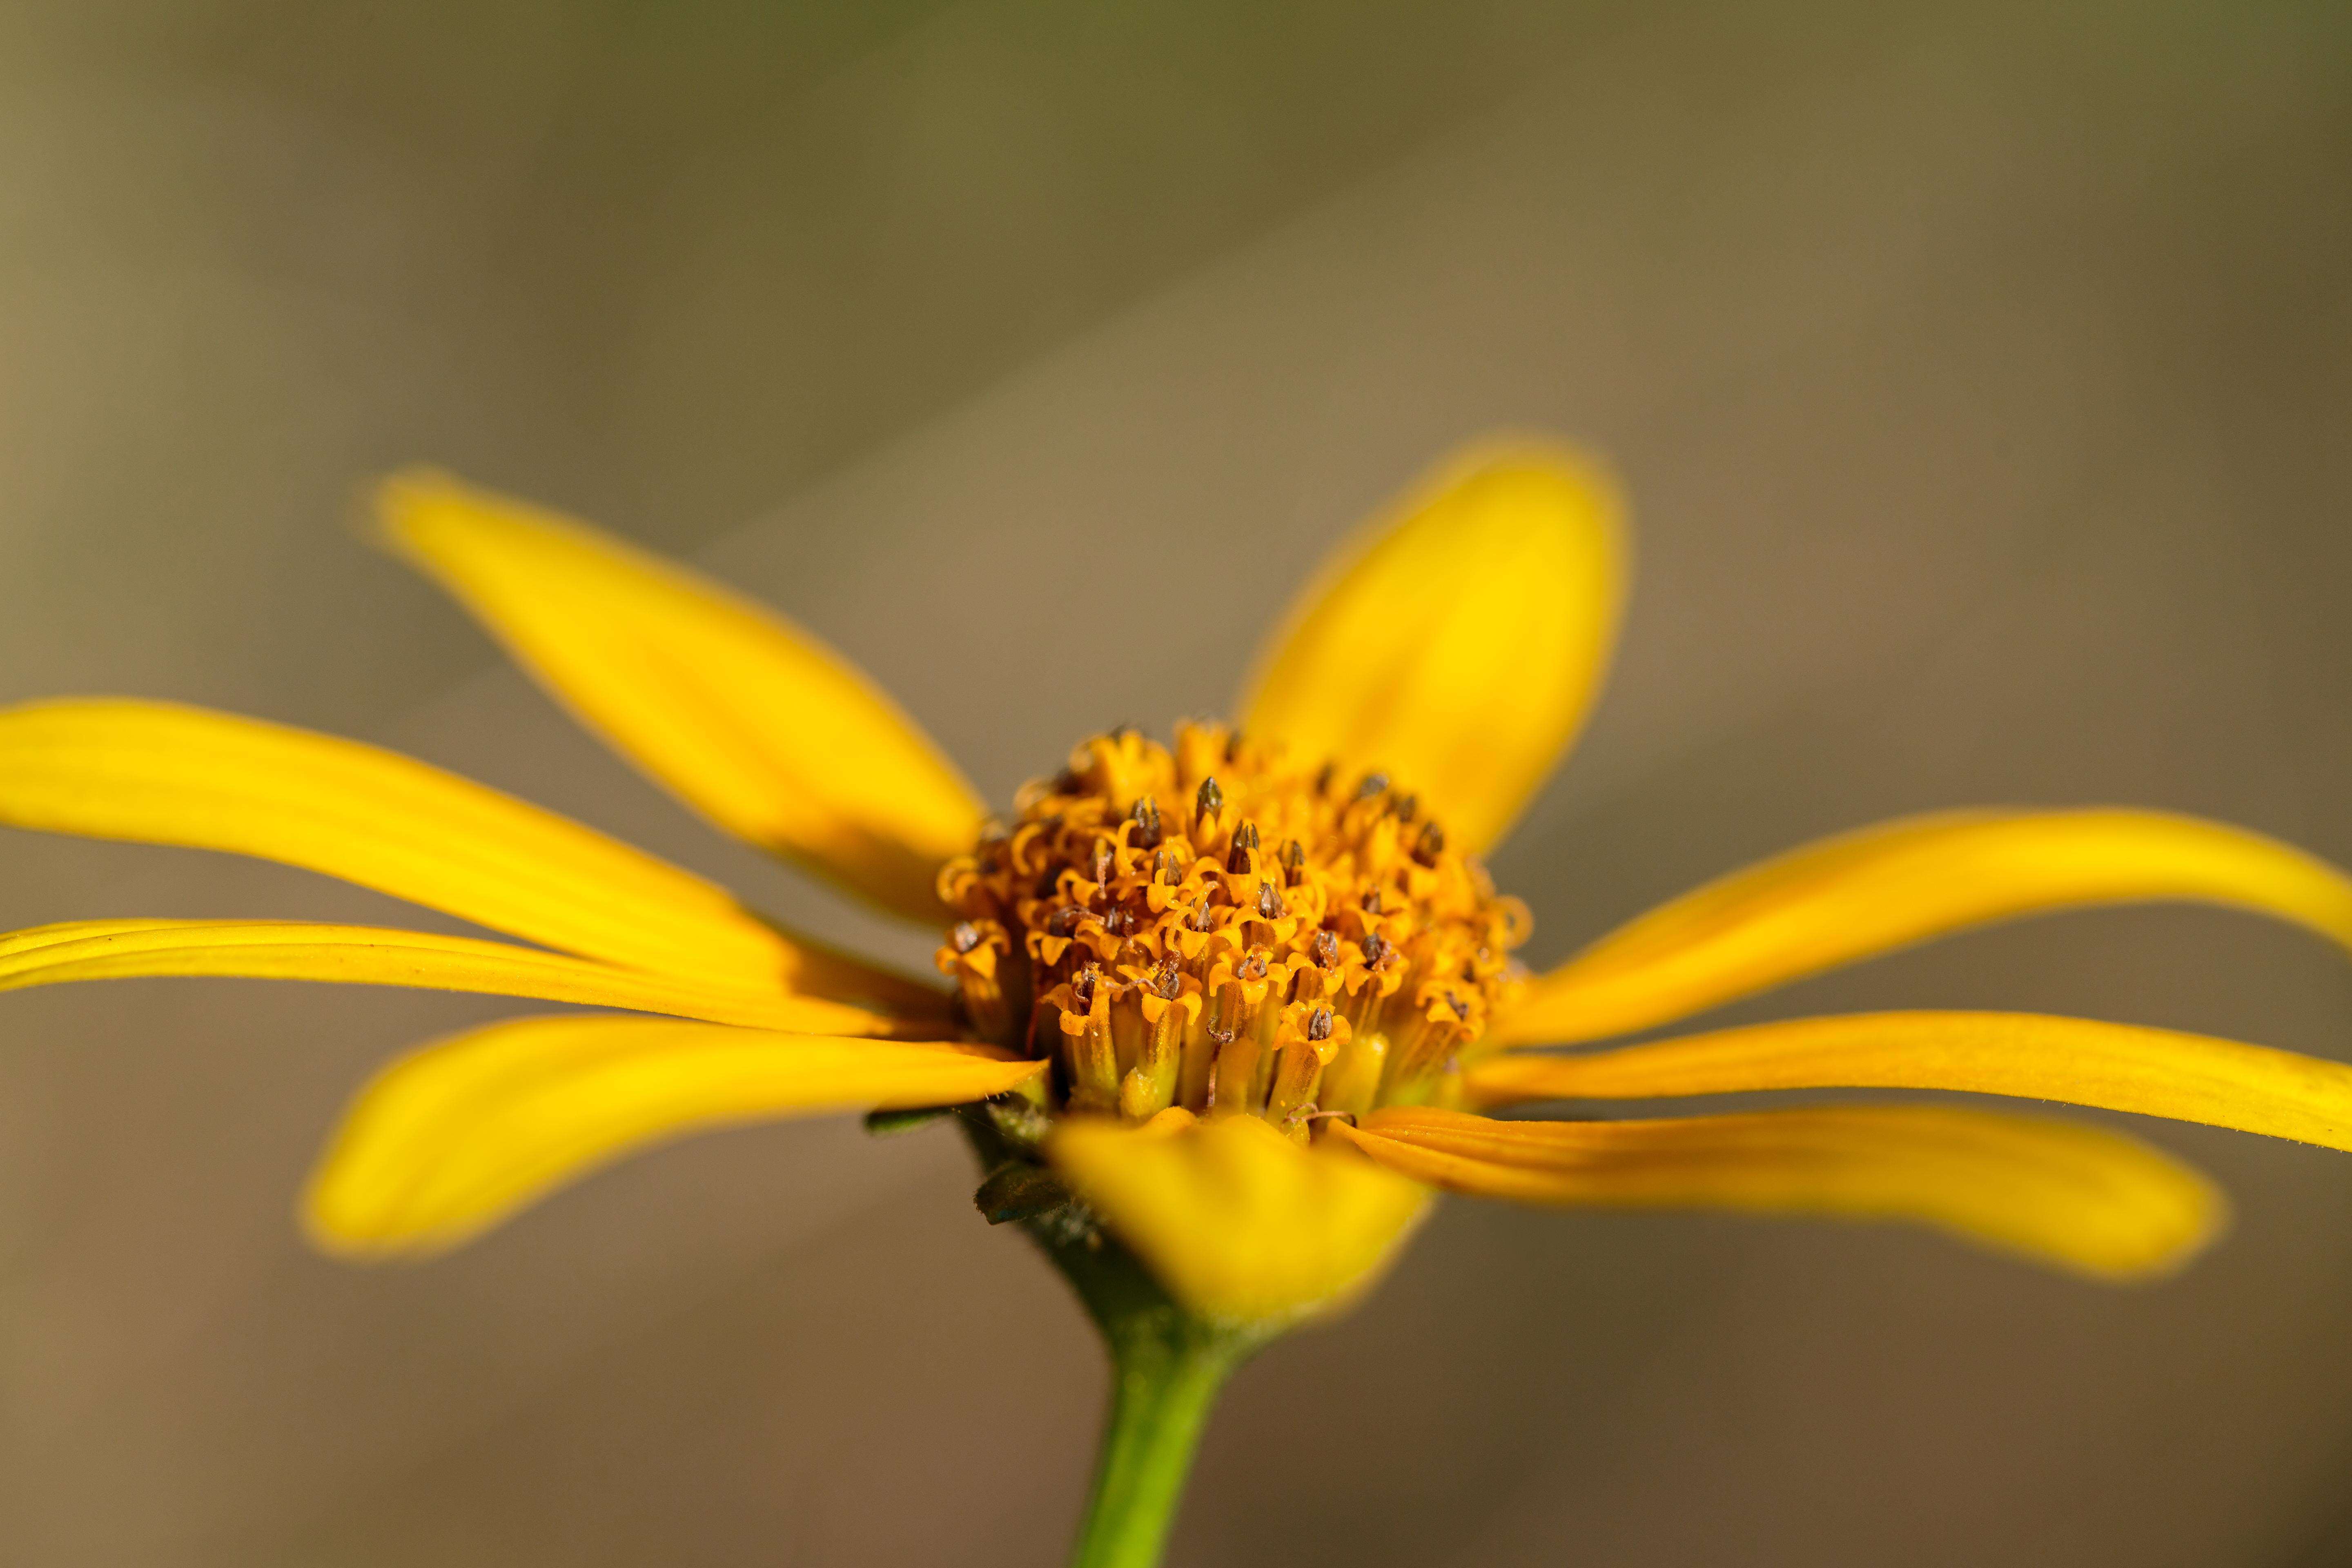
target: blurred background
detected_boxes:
[2,1,2350,1563]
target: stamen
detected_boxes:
[1226,819,1260,873]
[935,722,1530,1133]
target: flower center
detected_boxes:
[935,723,1530,1135]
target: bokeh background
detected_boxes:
[3,2,2351,1563]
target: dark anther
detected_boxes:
[1130,795,1163,849]
[1362,888,1383,914]
[1306,1006,1335,1043]
[1239,952,1270,981]
[1110,906,1137,936]
[1052,767,1081,794]
[951,922,984,954]
[1108,723,1139,742]
[1314,761,1336,795]
[1356,771,1390,802]
[1045,906,1084,938]
[1280,839,1305,870]
[1414,820,1446,864]
[1392,793,1418,823]
[1187,902,1217,932]
[1224,730,1244,763]
[1256,881,1285,920]
[1448,990,1472,1020]
[1034,868,1062,899]
[1310,929,1339,969]
[1362,931,1389,965]
[1156,847,1183,886]
[1195,776,1223,823]
[1071,967,1099,1010]
[1225,820,1259,874]
[1152,957,1182,1000]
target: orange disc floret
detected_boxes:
[935,723,1530,1136]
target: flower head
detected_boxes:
[5,441,2352,1332]
[936,721,1529,1122]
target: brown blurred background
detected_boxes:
[3,1,2351,1563]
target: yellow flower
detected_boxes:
[5,442,2352,1331]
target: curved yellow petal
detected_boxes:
[1238,443,1627,853]
[1470,1011,2352,1153]
[378,470,985,921]
[1048,1114,1432,1325]
[1499,809,2352,1046]
[306,1016,1042,1257]
[1339,1105,2223,1282]
[0,919,913,1034]
[0,697,822,993]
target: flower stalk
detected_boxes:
[961,1105,1279,1568]
[1062,1261,1256,1568]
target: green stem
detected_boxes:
[1069,1308,1250,1568]
[954,1106,1278,1568]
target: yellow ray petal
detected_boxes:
[1499,809,2352,1046]
[0,919,913,1034]
[1238,443,1626,853]
[378,470,985,921]
[1470,1011,2352,1153]
[1338,1105,2223,1281]
[1049,1113,1432,1324]
[0,697,879,998]
[306,1016,1042,1257]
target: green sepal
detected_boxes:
[862,1105,953,1136]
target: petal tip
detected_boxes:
[1049,1114,1432,1325]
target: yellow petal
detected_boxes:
[1048,1114,1432,1324]
[0,697,878,998]
[1339,1105,2223,1282]
[0,696,941,1006]
[0,919,911,1034]
[1470,1011,2352,1152]
[1500,809,2352,1046]
[1238,443,1627,852]
[306,1016,1042,1257]
[378,470,985,921]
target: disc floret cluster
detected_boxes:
[936,723,1531,1134]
